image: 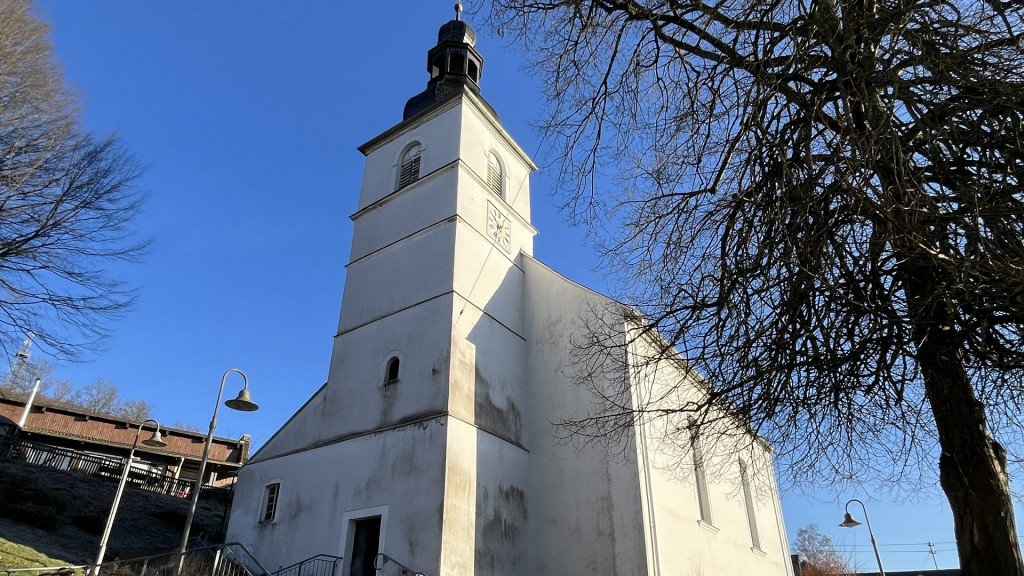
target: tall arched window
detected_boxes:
[739,459,761,550]
[486,151,503,197]
[385,356,400,384]
[691,433,712,523]
[398,143,422,189]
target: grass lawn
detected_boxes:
[0,537,75,570]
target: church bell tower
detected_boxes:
[233,6,538,575]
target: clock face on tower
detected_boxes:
[487,201,512,252]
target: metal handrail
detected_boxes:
[270,554,342,576]
[372,553,429,576]
[1,542,271,576]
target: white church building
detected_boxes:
[226,12,795,576]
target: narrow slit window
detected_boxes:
[398,144,422,189]
[486,152,502,197]
[385,357,400,384]
[261,483,280,524]
[739,460,761,549]
[691,434,712,523]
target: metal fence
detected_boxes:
[0,543,271,576]
[0,436,205,499]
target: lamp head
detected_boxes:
[840,512,862,528]
[142,428,168,448]
[225,387,259,412]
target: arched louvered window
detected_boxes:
[398,143,422,189]
[486,151,502,197]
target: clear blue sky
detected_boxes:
[29,1,1018,571]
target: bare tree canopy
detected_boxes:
[0,0,145,358]
[0,361,152,421]
[794,524,853,576]
[485,0,1024,573]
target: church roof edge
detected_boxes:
[357,89,537,172]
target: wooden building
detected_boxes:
[0,397,250,493]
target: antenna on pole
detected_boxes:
[928,542,939,570]
[2,332,33,398]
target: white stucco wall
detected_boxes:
[522,255,651,575]
[456,94,534,224]
[521,254,794,576]
[227,420,448,574]
[626,331,795,576]
[356,101,464,211]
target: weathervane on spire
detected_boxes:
[455,1,463,21]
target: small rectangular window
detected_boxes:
[261,483,280,524]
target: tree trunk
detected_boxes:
[901,259,1024,576]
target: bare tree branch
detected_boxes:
[486,0,1024,573]
[0,0,146,359]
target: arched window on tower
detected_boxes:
[398,143,422,189]
[385,356,400,384]
[486,151,503,197]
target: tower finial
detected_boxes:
[455,1,463,21]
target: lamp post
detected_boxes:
[840,498,886,576]
[177,369,258,572]
[93,419,167,575]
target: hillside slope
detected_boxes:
[0,459,229,568]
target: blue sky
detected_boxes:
[27,1,1012,570]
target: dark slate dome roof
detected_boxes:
[402,15,497,121]
[438,20,476,47]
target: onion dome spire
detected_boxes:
[403,7,489,119]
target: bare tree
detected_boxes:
[0,361,151,420]
[486,0,1024,574]
[46,379,75,404]
[117,398,151,422]
[794,525,853,576]
[0,0,145,359]
[75,377,119,415]
[72,377,152,421]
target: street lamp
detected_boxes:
[177,369,258,571]
[93,419,167,575]
[840,498,886,576]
